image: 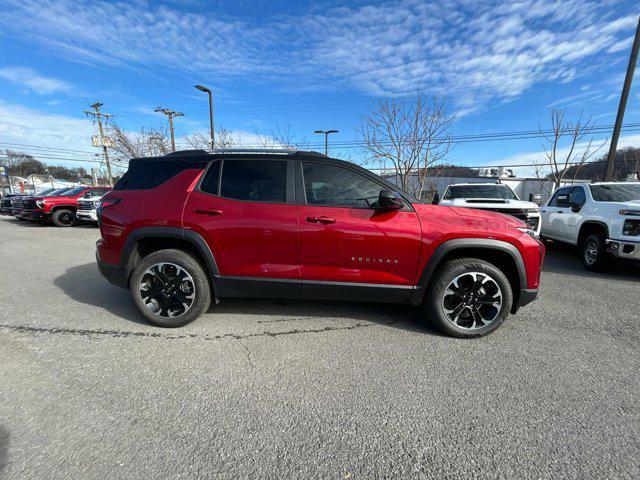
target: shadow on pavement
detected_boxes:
[543,242,640,282]
[54,263,439,336]
[0,425,8,477]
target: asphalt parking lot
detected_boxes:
[0,216,639,479]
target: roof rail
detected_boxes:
[165,148,327,157]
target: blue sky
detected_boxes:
[0,0,639,176]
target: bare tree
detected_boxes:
[535,109,606,194]
[106,123,171,166]
[184,126,236,149]
[252,123,302,149]
[358,91,455,198]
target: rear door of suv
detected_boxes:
[183,158,300,297]
[295,160,422,301]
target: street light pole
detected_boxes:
[314,129,339,156]
[195,85,215,149]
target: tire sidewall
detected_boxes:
[52,209,76,227]
[130,249,211,328]
[427,259,513,338]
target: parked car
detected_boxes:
[96,150,544,338]
[15,188,57,220]
[76,188,111,224]
[21,187,72,221]
[540,182,640,271]
[435,182,542,236]
[23,186,109,226]
[1,193,25,215]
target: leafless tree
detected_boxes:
[106,123,171,166]
[534,109,606,194]
[184,126,236,149]
[358,91,455,198]
[252,123,302,149]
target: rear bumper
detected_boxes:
[96,250,128,288]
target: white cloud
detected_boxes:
[0,100,105,169]
[0,67,74,95]
[0,0,636,113]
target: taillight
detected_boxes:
[98,198,121,210]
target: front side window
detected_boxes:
[589,184,640,202]
[570,186,586,207]
[443,185,517,200]
[303,162,385,208]
[220,160,287,203]
[548,187,572,207]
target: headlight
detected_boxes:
[623,219,640,236]
[525,208,539,214]
[35,200,44,208]
[517,226,538,238]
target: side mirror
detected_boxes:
[432,192,440,205]
[377,189,403,210]
[570,202,581,213]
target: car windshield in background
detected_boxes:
[589,184,640,202]
[444,185,517,200]
[59,186,87,197]
[46,188,72,196]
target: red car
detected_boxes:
[24,186,111,226]
[96,150,544,338]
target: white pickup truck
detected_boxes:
[540,182,640,271]
[436,182,542,236]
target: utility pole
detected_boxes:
[155,107,184,152]
[314,129,339,156]
[604,15,640,182]
[84,102,114,187]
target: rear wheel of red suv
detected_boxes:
[424,258,513,338]
[130,249,211,327]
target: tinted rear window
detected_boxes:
[114,160,198,190]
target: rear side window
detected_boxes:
[199,161,221,195]
[220,160,287,203]
[114,161,189,190]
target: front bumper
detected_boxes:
[77,210,98,221]
[606,239,640,261]
[22,210,51,222]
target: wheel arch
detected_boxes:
[577,221,609,246]
[121,227,219,288]
[410,238,527,313]
[51,204,77,213]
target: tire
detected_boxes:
[424,258,513,338]
[581,233,609,272]
[51,209,76,227]
[129,249,211,327]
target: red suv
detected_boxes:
[97,150,544,338]
[25,186,111,226]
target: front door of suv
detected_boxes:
[296,161,422,300]
[541,186,573,242]
[183,159,300,295]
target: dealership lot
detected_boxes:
[0,216,638,479]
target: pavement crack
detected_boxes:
[242,343,255,369]
[0,321,377,342]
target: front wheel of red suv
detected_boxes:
[424,258,513,338]
[130,249,212,327]
[52,209,76,227]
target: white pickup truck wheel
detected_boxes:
[581,234,609,272]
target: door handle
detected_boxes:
[306,216,336,224]
[194,208,222,216]
[556,210,563,213]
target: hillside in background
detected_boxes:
[563,147,640,181]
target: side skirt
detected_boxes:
[214,276,413,303]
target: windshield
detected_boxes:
[46,188,72,196]
[37,188,56,196]
[59,186,88,197]
[444,185,517,200]
[589,184,640,202]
